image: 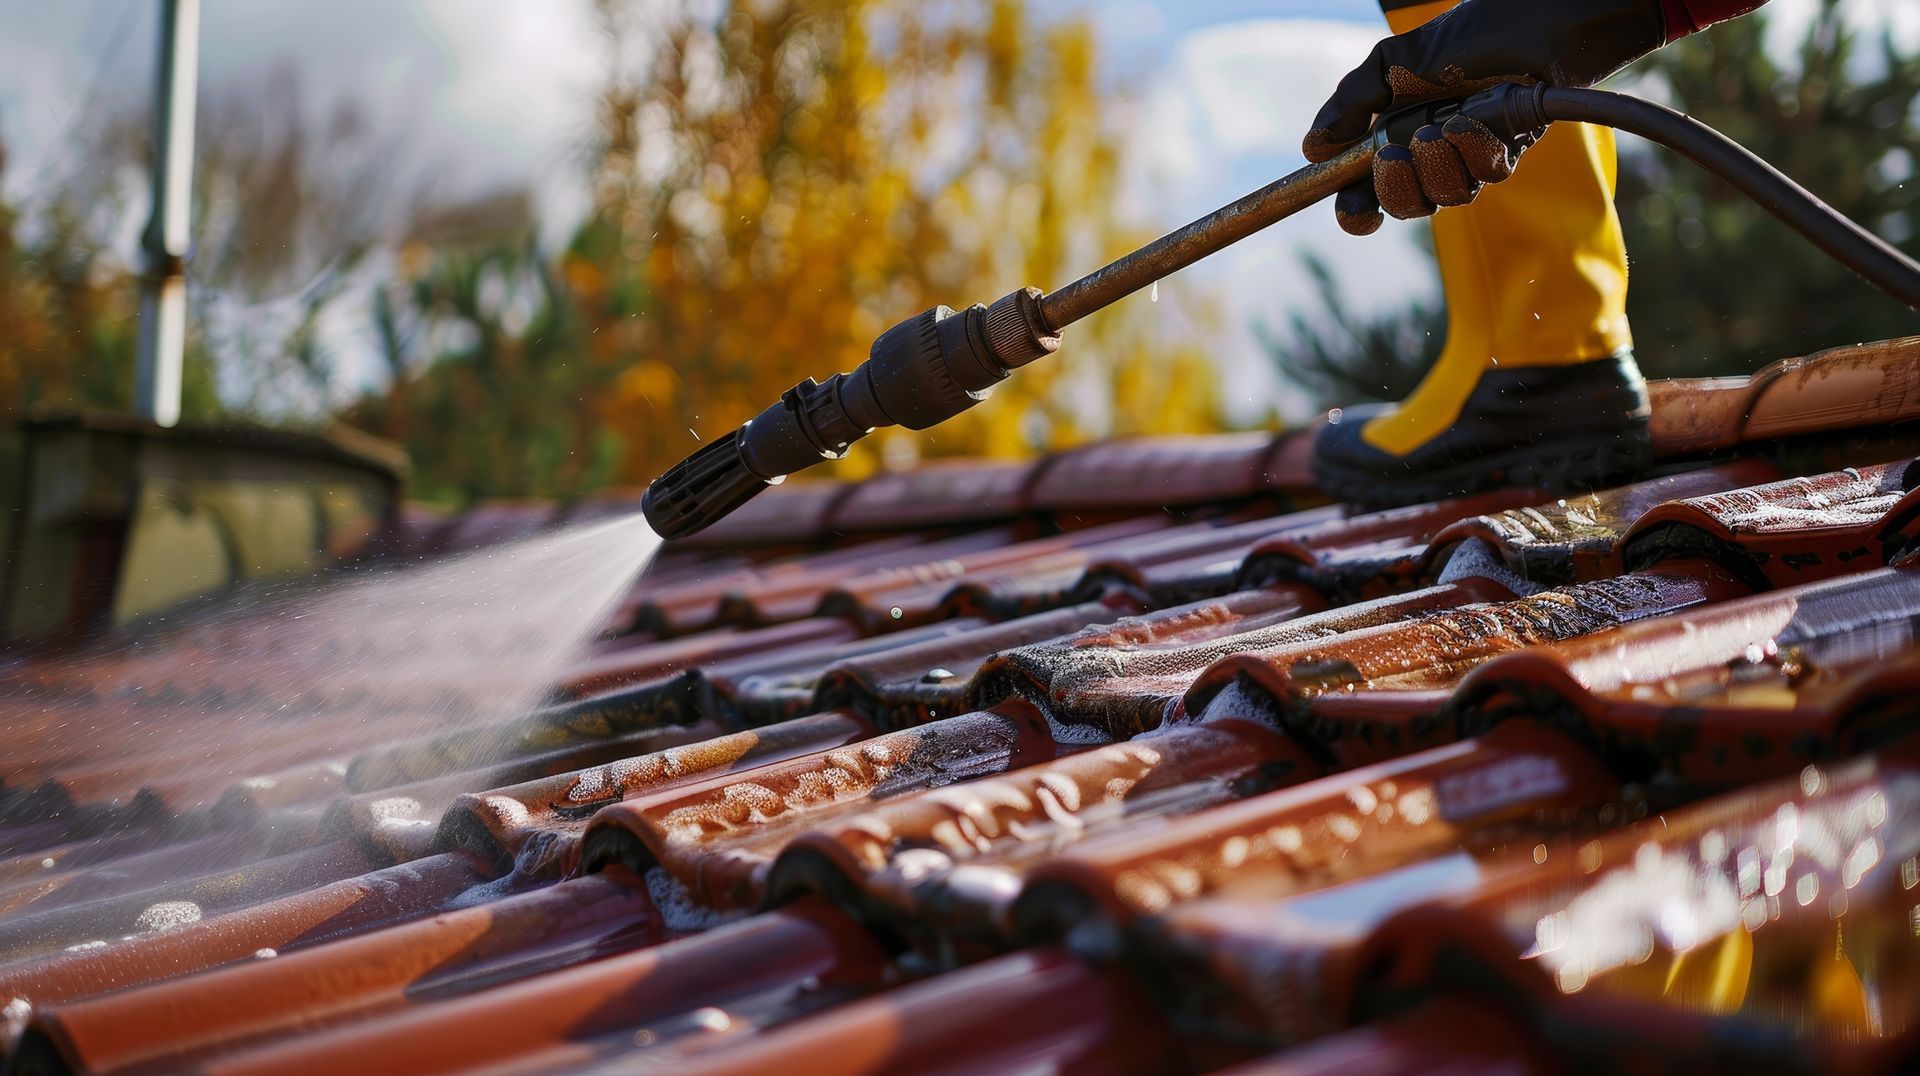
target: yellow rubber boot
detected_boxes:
[1367,0,1634,457]
[1312,0,1650,506]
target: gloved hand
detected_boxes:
[1305,0,1667,235]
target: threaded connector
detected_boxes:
[645,287,1067,539]
[983,286,1060,370]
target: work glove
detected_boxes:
[1304,0,1668,235]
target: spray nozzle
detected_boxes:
[643,287,1058,540]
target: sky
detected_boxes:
[1,0,1913,425]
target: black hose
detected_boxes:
[1538,86,1920,309]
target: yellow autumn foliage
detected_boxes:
[586,0,1221,486]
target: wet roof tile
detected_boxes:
[1448,566,1920,789]
[578,703,1064,910]
[9,343,1920,1074]
[1026,432,1299,512]
[765,717,1317,944]
[1239,489,1547,599]
[1428,460,1781,585]
[826,458,1040,532]
[18,868,663,1075]
[1186,564,1750,768]
[1649,336,1920,457]
[1622,458,1919,589]
[1012,720,1619,940]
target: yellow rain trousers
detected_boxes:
[1362,0,1637,457]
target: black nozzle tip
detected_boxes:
[641,428,774,541]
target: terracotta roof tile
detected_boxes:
[1221,999,1550,1075]
[1649,336,1920,457]
[435,710,875,874]
[578,702,1062,910]
[1622,459,1919,589]
[162,900,886,1076]
[1027,433,1297,512]
[1187,564,1750,768]
[809,596,1141,729]
[827,458,1041,532]
[666,949,1179,1075]
[1239,489,1548,599]
[10,345,1920,1073]
[1013,721,1618,940]
[1428,460,1781,585]
[765,717,1317,944]
[1449,567,1920,788]
[17,868,663,1075]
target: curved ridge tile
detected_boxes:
[1742,336,1920,443]
[19,869,664,1076]
[1013,722,1618,943]
[827,459,1040,533]
[809,598,1137,731]
[577,703,1063,910]
[436,710,874,873]
[1649,377,1756,457]
[1623,459,1919,589]
[1239,490,1543,601]
[1189,565,1749,767]
[1029,434,1285,512]
[765,718,1317,943]
[1428,461,1781,586]
[1450,567,1920,788]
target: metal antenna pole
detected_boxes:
[134,0,201,428]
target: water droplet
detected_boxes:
[1149,280,1159,303]
[691,1007,732,1032]
[890,606,904,620]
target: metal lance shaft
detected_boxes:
[1037,137,1377,330]
[639,132,1381,541]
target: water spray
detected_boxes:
[641,84,1920,541]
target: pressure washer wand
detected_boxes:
[638,129,1386,542]
[642,84,1920,541]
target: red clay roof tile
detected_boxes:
[10,343,1920,1072]
[578,702,1063,910]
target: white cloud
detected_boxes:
[1124,18,1437,425]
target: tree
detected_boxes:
[350,0,1223,503]
[1616,0,1920,379]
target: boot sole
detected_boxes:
[1313,422,1656,510]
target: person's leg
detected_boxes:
[1313,0,1650,505]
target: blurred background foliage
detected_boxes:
[5,0,1223,507]
[1270,0,1920,409]
[359,0,1219,502]
[1,0,1916,504]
